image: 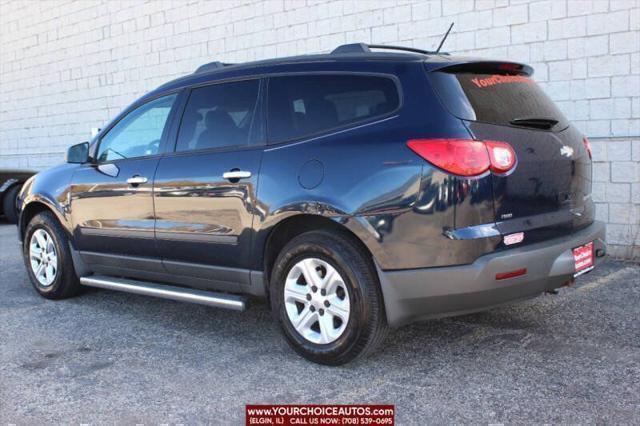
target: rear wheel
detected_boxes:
[2,184,20,223]
[270,230,388,365]
[23,211,81,299]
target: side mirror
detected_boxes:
[66,142,90,164]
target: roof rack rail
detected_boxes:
[331,43,447,55]
[194,61,234,74]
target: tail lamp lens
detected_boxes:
[407,139,517,177]
[582,136,592,159]
[406,139,490,177]
[485,141,516,174]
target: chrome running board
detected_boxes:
[79,275,247,311]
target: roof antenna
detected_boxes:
[435,22,454,53]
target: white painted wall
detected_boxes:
[0,0,638,256]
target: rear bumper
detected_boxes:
[377,221,606,327]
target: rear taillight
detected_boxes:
[407,139,517,177]
[485,141,517,174]
[582,136,592,159]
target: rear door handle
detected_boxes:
[222,170,252,180]
[126,175,148,185]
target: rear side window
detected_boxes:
[267,74,399,142]
[176,79,259,152]
[430,71,568,130]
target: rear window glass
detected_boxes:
[267,74,399,142]
[430,71,568,129]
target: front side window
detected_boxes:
[267,74,400,142]
[97,94,177,162]
[175,79,260,152]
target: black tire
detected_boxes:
[23,211,81,299]
[270,230,388,365]
[2,184,20,224]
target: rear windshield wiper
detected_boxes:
[509,117,559,129]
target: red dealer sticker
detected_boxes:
[246,404,395,425]
[470,74,534,88]
[573,241,594,277]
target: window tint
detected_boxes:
[97,94,176,162]
[430,71,568,129]
[176,79,259,152]
[267,75,399,142]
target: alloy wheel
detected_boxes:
[29,229,58,287]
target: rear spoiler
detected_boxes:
[424,59,533,76]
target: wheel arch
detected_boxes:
[19,197,70,242]
[261,213,382,297]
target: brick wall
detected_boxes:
[0,0,638,258]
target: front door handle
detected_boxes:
[222,170,252,180]
[126,175,148,185]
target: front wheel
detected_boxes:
[270,230,388,365]
[23,211,81,299]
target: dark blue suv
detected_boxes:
[17,44,606,365]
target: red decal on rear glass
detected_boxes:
[471,74,533,88]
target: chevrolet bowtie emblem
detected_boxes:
[560,145,574,158]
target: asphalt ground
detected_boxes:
[0,223,638,423]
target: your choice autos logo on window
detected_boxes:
[470,74,533,88]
